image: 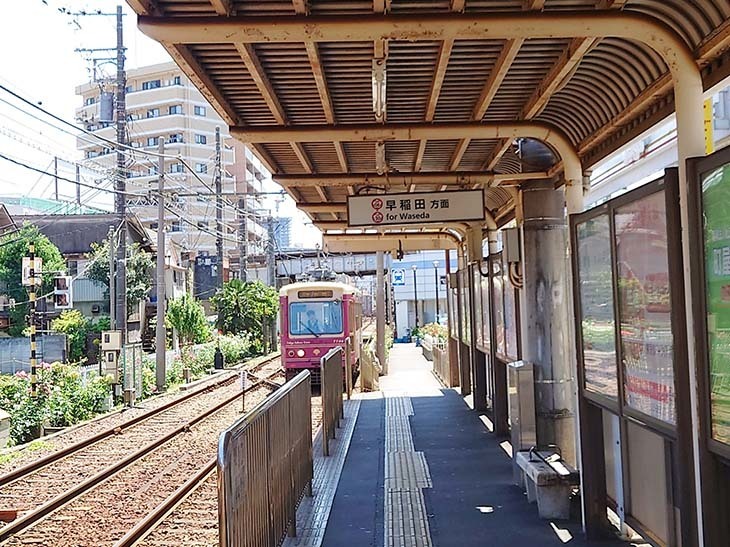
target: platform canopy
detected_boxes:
[128,0,730,242]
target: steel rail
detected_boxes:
[112,459,217,547]
[0,353,280,489]
[0,369,281,543]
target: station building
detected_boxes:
[126,2,730,546]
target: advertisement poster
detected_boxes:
[615,191,675,424]
[702,162,730,445]
[576,215,618,399]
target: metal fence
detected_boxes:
[321,347,344,457]
[218,370,313,547]
[433,339,458,387]
[122,343,144,397]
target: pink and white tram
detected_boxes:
[279,281,363,383]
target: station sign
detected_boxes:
[347,190,485,227]
[392,269,405,286]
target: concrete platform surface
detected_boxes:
[319,343,632,547]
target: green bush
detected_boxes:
[137,335,254,401]
[166,294,211,347]
[211,280,278,354]
[51,310,88,363]
[0,363,113,446]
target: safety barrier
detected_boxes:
[217,370,313,547]
[321,346,344,456]
[433,339,458,387]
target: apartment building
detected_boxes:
[75,62,268,270]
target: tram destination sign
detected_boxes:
[347,189,485,227]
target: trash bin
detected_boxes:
[214,346,225,370]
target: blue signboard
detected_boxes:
[392,269,406,286]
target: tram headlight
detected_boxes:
[296,349,306,358]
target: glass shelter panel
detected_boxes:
[701,161,730,446]
[492,259,506,356]
[615,191,675,424]
[460,270,471,344]
[576,215,618,399]
[503,257,518,360]
[473,267,483,348]
[481,264,491,350]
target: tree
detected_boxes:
[86,236,153,313]
[166,294,210,346]
[0,223,65,336]
[51,310,88,363]
[211,280,278,351]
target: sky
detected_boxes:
[0,0,321,248]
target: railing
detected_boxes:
[433,339,458,387]
[321,347,344,457]
[421,334,434,361]
[217,371,313,547]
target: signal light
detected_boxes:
[53,276,72,310]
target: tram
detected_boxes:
[279,281,363,383]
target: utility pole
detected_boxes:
[28,243,38,397]
[113,4,127,342]
[238,147,248,281]
[156,137,166,392]
[215,126,223,289]
[108,225,115,327]
[53,157,59,202]
[75,164,81,206]
[267,216,276,287]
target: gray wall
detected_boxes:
[0,334,67,375]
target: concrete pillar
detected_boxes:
[376,251,386,374]
[445,249,459,387]
[519,184,575,464]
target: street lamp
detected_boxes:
[412,264,419,328]
[433,260,440,324]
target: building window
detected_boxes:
[170,163,184,173]
[84,97,96,106]
[125,85,134,93]
[194,105,206,116]
[142,79,161,90]
[149,222,159,230]
[173,76,181,85]
[168,133,183,143]
[146,108,160,118]
[194,134,207,145]
[148,166,159,175]
[195,163,208,174]
[169,104,182,115]
[170,221,183,232]
[146,137,159,147]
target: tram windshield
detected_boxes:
[289,301,343,336]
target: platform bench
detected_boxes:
[515,450,579,520]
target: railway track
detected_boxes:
[114,384,322,547]
[0,356,282,546]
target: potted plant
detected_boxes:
[411,326,421,346]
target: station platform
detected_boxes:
[286,344,631,547]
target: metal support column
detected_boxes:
[457,245,470,396]
[155,137,166,392]
[467,225,487,412]
[376,251,386,374]
[519,185,575,463]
